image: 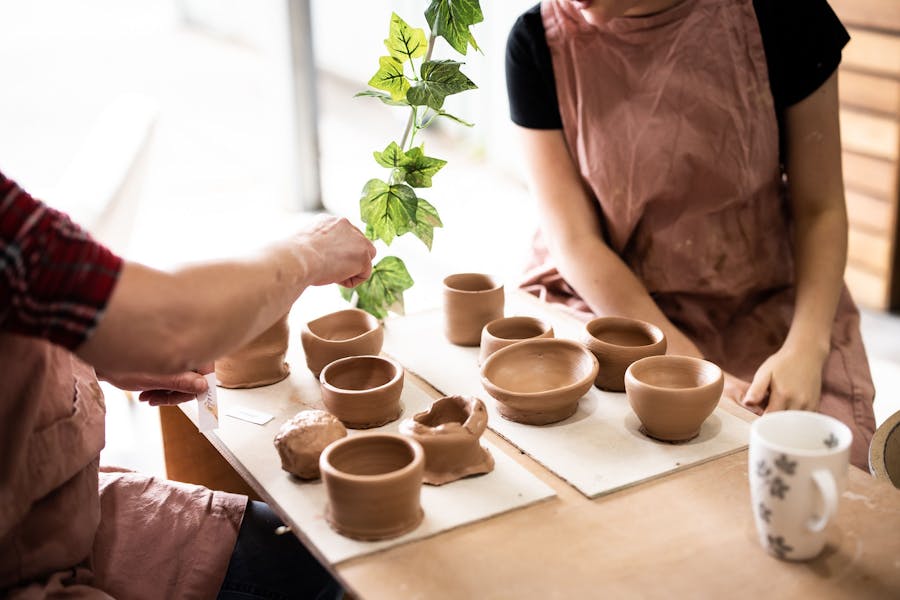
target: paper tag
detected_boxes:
[226,406,274,426]
[196,372,219,431]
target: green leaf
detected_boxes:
[354,90,409,107]
[359,179,418,245]
[425,0,483,55]
[411,197,443,250]
[374,141,411,169]
[385,12,427,63]
[353,256,415,319]
[420,108,475,129]
[368,56,410,101]
[401,146,446,188]
[406,60,477,110]
[339,285,353,302]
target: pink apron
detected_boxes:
[527,0,875,468]
[0,334,246,599]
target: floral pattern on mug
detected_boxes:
[756,458,792,500]
[758,502,772,524]
[774,454,796,475]
[823,432,839,449]
[767,535,794,559]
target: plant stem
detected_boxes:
[400,33,437,150]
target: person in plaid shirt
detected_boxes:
[1,168,375,599]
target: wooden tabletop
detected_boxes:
[189,296,900,599]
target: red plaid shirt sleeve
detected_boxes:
[0,170,123,350]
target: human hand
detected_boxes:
[741,346,825,414]
[292,215,376,288]
[721,371,754,413]
[98,363,214,406]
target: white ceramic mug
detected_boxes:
[748,411,852,560]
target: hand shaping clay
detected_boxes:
[216,314,290,389]
[274,409,347,479]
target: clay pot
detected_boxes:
[443,273,504,346]
[319,433,425,541]
[215,313,290,388]
[399,395,495,485]
[300,308,383,377]
[480,339,599,425]
[479,316,554,365]
[319,355,404,429]
[625,355,724,442]
[273,409,347,479]
[580,316,666,392]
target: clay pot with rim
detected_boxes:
[319,355,404,429]
[479,316,554,365]
[300,308,383,377]
[319,432,425,541]
[215,313,290,388]
[443,273,504,346]
[580,316,667,392]
[480,338,599,425]
[625,355,724,442]
[399,395,494,485]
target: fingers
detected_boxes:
[742,366,771,409]
[140,389,198,406]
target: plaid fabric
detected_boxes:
[0,170,123,350]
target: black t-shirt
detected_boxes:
[506,0,850,130]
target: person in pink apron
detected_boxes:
[0,170,375,598]
[506,0,876,469]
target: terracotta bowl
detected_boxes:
[480,339,599,425]
[215,313,290,388]
[319,433,425,541]
[399,395,494,485]
[443,273,504,346]
[300,308,383,377]
[625,355,724,442]
[479,316,554,365]
[580,316,666,392]
[319,355,404,429]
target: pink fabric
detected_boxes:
[531,0,875,468]
[0,334,246,599]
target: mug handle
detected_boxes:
[807,469,838,533]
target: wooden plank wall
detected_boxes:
[832,0,900,310]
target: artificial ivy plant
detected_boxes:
[339,0,483,319]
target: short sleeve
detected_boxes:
[505,4,563,129]
[754,0,850,110]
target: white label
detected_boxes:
[225,406,274,426]
[196,372,219,431]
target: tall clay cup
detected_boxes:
[479,316,554,365]
[443,273,504,346]
[215,313,290,388]
[581,316,666,392]
[399,395,494,485]
[300,308,383,377]
[320,433,425,541]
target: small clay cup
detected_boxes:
[300,308,383,377]
[479,316,554,365]
[399,395,495,485]
[625,355,724,442]
[580,316,666,392]
[443,273,504,346]
[480,339,599,425]
[319,355,404,429]
[215,313,290,388]
[319,433,425,541]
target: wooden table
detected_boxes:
[172,297,900,599]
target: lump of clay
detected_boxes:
[274,410,347,479]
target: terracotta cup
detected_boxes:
[442,273,504,346]
[319,355,404,429]
[319,433,425,541]
[480,338,599,425]
[399,395,495,485]
[624,355,723,442]
[580,316,666,392]
[479,316,554,366]
[300,308,383,377]
[215,313,290,388]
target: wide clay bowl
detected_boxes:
[581,316,666,392]
[319,355,404,429]
[319,433,425,541]
[479,316,554,365]
[480,339,599,425]
[399,395,495,485]
[625,355,723,442]
[300,308,383,377]
[443,273,504,346]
